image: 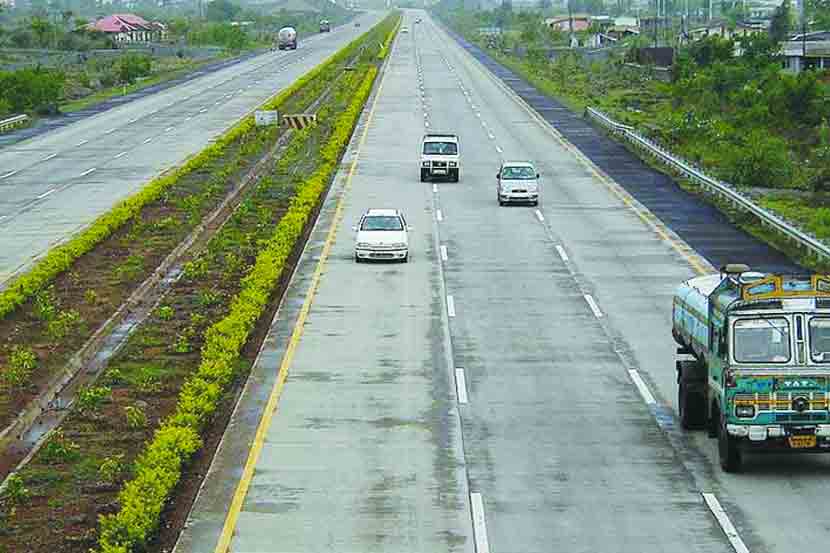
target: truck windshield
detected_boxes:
[809,317,830,362]
[423,142,457,155]
[733,318,791,364]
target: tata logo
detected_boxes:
[781,379,819,389]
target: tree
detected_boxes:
[769,0,792,42]
[117,54,152,84]
[206,0,242,22]
[30,16,53,48]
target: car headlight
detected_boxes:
[422,161,430,167]
[735,405,755,418]
[356,242,370,247]
[449,161,457,167]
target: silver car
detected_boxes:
[496,161,540,206]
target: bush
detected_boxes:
[2,345,37,389]
[720,129,794,189]
[99,454,126,484]
[40,430,80,465]
[2,474,29,505]
[124,406,147,429]
[76,385,111,415]
[0,67,65,115]
[156,305,174,321]
[46,309,84,341]
[117,54,152,85]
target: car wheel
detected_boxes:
[402,254,409,263]
[532,200,539,207]
[354,254,361,263]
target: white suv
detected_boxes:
[353,209,410,263]
[496,161,540,206]
[420,133,460,182]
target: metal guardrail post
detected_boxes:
[584,107,830,261]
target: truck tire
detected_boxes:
[451,169,459,182]
[718,413,743,472]
[420,169,428,182]
[677,360,706,430]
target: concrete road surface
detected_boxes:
[173,10,830,553]
[0,12,383,287]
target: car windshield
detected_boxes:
[423,141,457,155]
[501,166,536,179]
[809,317,830,362]
[733,318,791,364]
[361,216,403,231]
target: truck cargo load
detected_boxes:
[277,26,297,50]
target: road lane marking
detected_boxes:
[584,294,602,318]
[436,209,443,222]
[76,139,88,146]
[212,38,393,553]
[628,369,656,406]
[37,188,56,199]
[165,126,174,132]
[440,245,448,261]
[114,151,127,159]
[455,368,468,404]
[0,170,18,179]
[41,153,57,162]
[496,146,503,153]
[432,183,437,193]
[143,138,152,144]
[185,116,192,121]
[555,245,569,262]
[488,132,495,140]
[78,168,96,177]
[199,108,208,113]
[105,128,116,134]
[447,295,456,317]
[128,117,138,124]
[470,493,491,553]
[535,209,544,222]
[702,493,751,553]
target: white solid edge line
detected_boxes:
[470,493,491,553]
[535,209,544,222]
[76,139,88,146]
[78,168,96,177]
[628,369,657,406]
[555,245,569,262]
[114,151,127,159]
[42,153,57,162]
[455,368,469,404]
[702,493,751,553]
[37,188,56,199]
[447,295,456,318]
[0,170,18,179]
[436,209,443,222]
[440,245,448,261]
[584,294,603,318]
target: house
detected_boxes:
[0,0,15,8]
[688,20,766,41]
[87,14,167,44]
[782,32,830,72]
[544,15,592,32]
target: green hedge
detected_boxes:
[377,14,401,60]
[96,65,378,553]
[0,19,390,322]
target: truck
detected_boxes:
[673,264,830,472]
[319,19,331,32]
[277,26,297,50]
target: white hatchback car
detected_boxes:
[496,161,540,206]
[353,209,410,263]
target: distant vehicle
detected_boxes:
[354,209,410,263]
[420,133,460,182]
[320,19,331,32]
[277,26,297,50]
[355,21,361,27]
[415,18,422,23]
[496,161,540,206]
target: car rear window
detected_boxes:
[501,166,535,179]
[423,142,457,155]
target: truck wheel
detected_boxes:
[420,170,428,183]
[718,414,743,472]
[677,360,706,430]
[451,169,459,182]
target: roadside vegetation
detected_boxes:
[0,0,354,120]
[438,6,830,261]
[0,13,398,553]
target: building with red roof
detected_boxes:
[87,14,167,44]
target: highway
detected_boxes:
[169,11,830,553]
[0,12,382,287]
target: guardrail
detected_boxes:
[0,114,29,133]
[585,106,830,262]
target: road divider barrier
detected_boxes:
[0,114,28,133]
[284,113,317,129]
[585,106,830,263]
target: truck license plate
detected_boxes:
[789,435,816,448]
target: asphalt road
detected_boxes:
[0,12,383,287]
[170,10,830,553]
